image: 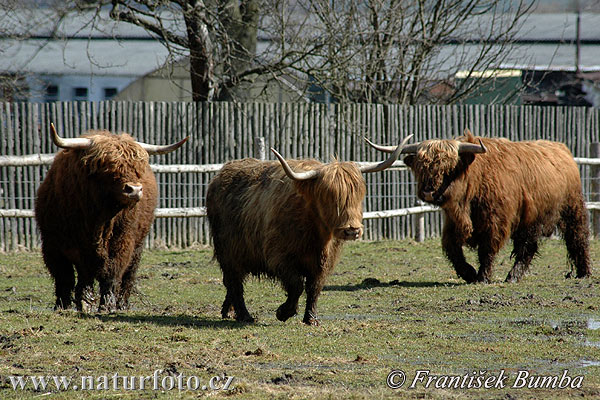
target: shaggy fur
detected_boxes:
[403,129,591,283]
[206,158,366,325]
[35,130,158,311]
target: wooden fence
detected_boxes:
[1,101,599,251]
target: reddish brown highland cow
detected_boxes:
[368,129,591,283]
[206,137,412,325]
[35,124,187,311]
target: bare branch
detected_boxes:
[109,1,188,47]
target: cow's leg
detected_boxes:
[98,279,119,312]
[43,248,75,310]
[303,275,325,326]
[222,273,254,323]
[117,245,143,310]
[74,266,95,312]
[442,222,477,283]
[560,200,591,278]
[475,240,498,283]
[506,228,539,283]
[276,273,304,322]
[97,258,119,312]
[221,291,234,319]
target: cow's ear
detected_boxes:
[459,153,476,168]
[403,155,415,168]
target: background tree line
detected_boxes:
[1,0,542,104]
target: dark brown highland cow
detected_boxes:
[206,136,412,325]
[35,124,187,311]
[368,129,591,283]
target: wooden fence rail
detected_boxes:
[1,101,600,250]
[1,154,600,250]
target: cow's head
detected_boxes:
[366,129,486,206]
[50,123,188,206]
[271,135,412,240]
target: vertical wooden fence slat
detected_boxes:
[174,102,181,247]
[9,103,18,250]
[0,104,6,250]
[167,102,175,248]
[25,103,34,248]
[590,143,600,237]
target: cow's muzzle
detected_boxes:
[336,226,363,241]
[420,190,445,205]
[421,190,435,203]
[123,183,143,201]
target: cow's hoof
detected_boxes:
[505,274,520,283]
[221,303,234,319]
[462,275,479,284]
[79,292,96,312]
[302,312,319,326]
[457,268,478,283]
[302,317,319,326]
[276,305,297,322]
[54,303,71,311]
[235,314,255,323]
[575,272,591,279]
[77,300,95,313]
[99,292,117,312]
[54,296,73,311]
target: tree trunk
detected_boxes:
[185,3,215,102]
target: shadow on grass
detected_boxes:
[77,312,252,329]
[324,278,463,292]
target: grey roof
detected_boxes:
[0,38,172,76]
[515,12,600,41]
[7,8,600,42]
[469,12,600,42]
[502,43,600,71]
[0,9,180,76]
[1,9,180,39]
[0,9,599,78]
[433,43,600,72]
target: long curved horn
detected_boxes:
[458,139,486,154]
[359,134,414,173]
[137,136,190,155]
[271,148,319,181]
[364,137,419,154]
[50,123,92,149]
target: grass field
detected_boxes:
[0,238,599,399]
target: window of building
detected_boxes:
[104,87,118,99]
[45,85,59,102]
[73,87,88,100]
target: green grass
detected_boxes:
[1,238,599,399]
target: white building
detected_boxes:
[0,9,173,102]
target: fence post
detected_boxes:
[254,136,266,161]
[591,143,600,237]
[413,200,425,242]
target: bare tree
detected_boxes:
[100,0,261,101]
[1,0,536,104]
[80,0,320,102]
[275,0,536,104]
[99,0,336,102]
